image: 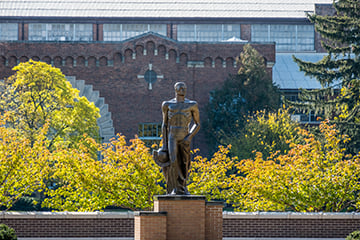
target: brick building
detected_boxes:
[0,0,333,151]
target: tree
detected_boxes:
[231,120,360,212]
[205,44,280,151]
[42,135,165,211]
[0,60,100,150]
[188,146,235,202]
[223,108,303,160]
[0,116,50,210]
[291,0,360,153]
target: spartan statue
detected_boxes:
[153,82,200,195]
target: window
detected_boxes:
[283,91,320,123]
[144,70,157,86]
[138,122,162,148]
[252,24,314,52]
[0,23,18,40]
[177,24,241,42]
[103,24,167,41]
[29,24,92,41]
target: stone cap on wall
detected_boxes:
[154,195,206,201]
[134,211,167,216]
[206,201,225,206]
[223,211,360,219]
[0,211,134,219]
[3,211,360,219]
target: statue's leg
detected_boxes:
[166,136,178,194]
[176,140,191,194]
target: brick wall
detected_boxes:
[223,212,360,239]
[0,212,134,238]
[1,211,359,239]
[240,24,251,41]
[0,35,275,152]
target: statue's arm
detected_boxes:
[161,102,169,150]
[185,102,200,142]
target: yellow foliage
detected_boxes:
[0,116,51,210]
[42,134,165,211]
[231,120,360,212]
[0,60,100,150]
[188,145,236,202]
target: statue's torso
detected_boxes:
[164,99,197,140]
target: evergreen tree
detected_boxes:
[204,44,281,151]
[291,0,360,153]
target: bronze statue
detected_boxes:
[153,82,200,195]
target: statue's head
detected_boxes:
[174,82,186,97]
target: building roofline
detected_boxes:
[0,16,312,25]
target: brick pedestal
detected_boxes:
[205,201,224,240]
[134,211,167,240]
[154,195,206,240]
[134,195,223,240]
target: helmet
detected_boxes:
[153,148,170,167]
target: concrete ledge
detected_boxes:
[134,211,167,216]
[3,211,360,220]
[223,211,360,219]
[154,195,206,201]
[206,201,225,206]
[1,211,134,219]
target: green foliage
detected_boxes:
[231,120,360,212]
[223,108,302,160]
[291,0,360,154]
[42,135,165,211]
[0,224,17,240]
[0,60,100,150]
[188,146,236,202]
[205,44,280,151]
[346,231,360,240]
[0,116,50,210]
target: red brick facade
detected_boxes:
[0,34,275,151]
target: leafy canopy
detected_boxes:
[42,134,165,211]
[0,60,100,150]
[0,116,50,210]
[231,120,360,212]
[223,108,302,160]
[205,44,280,151]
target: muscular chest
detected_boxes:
[168,103,192,119]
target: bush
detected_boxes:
[346,231,360,240]
[0,224,17,240]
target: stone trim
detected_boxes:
[0,211,134,219]
[134,211,166,216]
[4,211,360,219]
[223,211,360,219]
[153,195,206,201]
[206,201,224,206]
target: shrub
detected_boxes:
[346,231,360,240]
[0,224,17,240]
